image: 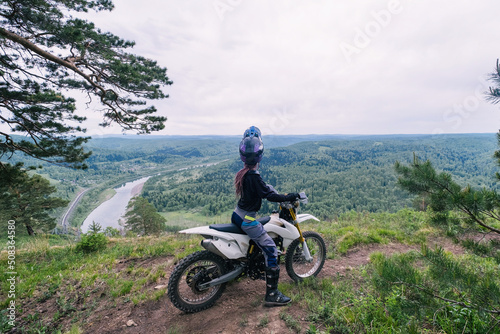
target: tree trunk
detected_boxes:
[26,224,35,236]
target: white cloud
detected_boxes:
[72,0,500,135]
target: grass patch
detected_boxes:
[284,250,499,333]
[312,209,435,256]
[258,313,269,328]
[3,209,495,334]
[0,233,75,252]
[280,311,301,333]
[0,233,200,332]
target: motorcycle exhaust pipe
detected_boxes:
[198,239,245,289]
[198,265,245,289]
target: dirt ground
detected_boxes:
[69,239,464,334]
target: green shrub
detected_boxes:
[104,226,121,237]
[75,233,108,253]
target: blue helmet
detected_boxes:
[239,126,264,165]
[243,126,262,139]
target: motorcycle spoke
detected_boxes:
[177,260,222,304]
[286,231,326,281]
[293,240,320,276]
[168,250,228,313]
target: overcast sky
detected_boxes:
[80,0,500,136]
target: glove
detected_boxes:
[298,192,308,204]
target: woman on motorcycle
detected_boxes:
[232,126,298,306]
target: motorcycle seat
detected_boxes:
[209,216,271,234]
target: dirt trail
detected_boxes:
[80,240,464,334]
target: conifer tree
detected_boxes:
[0,163,68,235]
[123,196,166,235]
[0,0,172,169]
[394,153,500,235]
[385,60,500,329]
[395,59,500,237]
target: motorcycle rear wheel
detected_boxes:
[167,250,228,313]
[285,231,326,282]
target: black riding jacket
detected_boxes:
[237,170,297,212]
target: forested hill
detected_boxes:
[142,133,499,220]
[3,133,497,223]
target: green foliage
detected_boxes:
[0,309,14,333]
[287,276,401,333]
[310,209,432,257]
[485,59,500,106]
[0,163,68,235]
[0,233,199,332]
[279,311,302,333]
[371,247,500,332]
[0,0,171,169]
[395,152,500,236]
[142,134,498,219]
[104,226,121,237]
[2,208,498,333]
[4,134,496,232]
[460,238,500,264]
[143,166,235,215]
[124,196,166,235]
[0,234,73,252]
[87,221,102,234]
[285,246,500,333]
[75,232,108,253]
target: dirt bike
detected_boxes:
[167,195,327,313]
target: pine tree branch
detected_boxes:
[0,131,58,165]
[391,280,500,315]
[0,26,147,131]
[0,26,108,94]
[461,206,500,234]
[411,160,500,234]
[481,210,500,222]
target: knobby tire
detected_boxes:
[285,231,326,282]
[167,250,228,313]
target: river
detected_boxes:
[80,176,150,233]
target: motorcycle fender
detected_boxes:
[296,214,320,223]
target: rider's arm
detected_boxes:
[252,174,298,203]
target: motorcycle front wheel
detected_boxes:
[285,231,326,282]
[167,250,228,313]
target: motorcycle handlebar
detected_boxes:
[280,192,308,207]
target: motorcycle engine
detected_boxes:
[247,244,266,280]
[246,237,284,280]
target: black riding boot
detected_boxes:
[265,267,291,307]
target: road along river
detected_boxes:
[78,159,228,233]
[80,176,150,233]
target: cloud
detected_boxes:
[71,0,500,135]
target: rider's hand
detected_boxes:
[298,192,308,204]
